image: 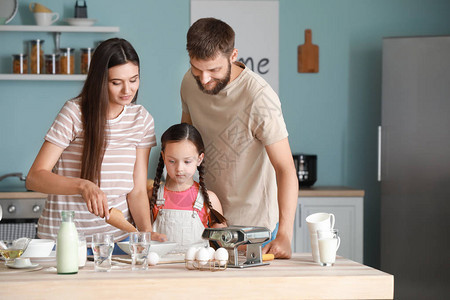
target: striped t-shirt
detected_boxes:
[37,98,157,242]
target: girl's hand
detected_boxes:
[151,232,167,242]
[80,179,109,219]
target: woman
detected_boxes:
[26,38,165,244]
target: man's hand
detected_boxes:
[262,234,292,259]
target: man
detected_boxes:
[180,18,298,258]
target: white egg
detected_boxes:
[214,247,229,266]
[185,246,199,261]
[148,252,160,266]
[195,247,210,265]
[206,247,215,260]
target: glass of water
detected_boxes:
[92,233,114,272]
[129,232,151,271]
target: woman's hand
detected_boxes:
[80,179,109,219]
[151,232,167,242]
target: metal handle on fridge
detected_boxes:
[298,204,301,228]
[378,126,382,182]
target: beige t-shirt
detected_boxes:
[181,62,288,231]
[38,98,156,242]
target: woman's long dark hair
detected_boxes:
[151,123,226,226]
[78,38,140,185]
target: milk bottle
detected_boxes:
[56,210,79,274]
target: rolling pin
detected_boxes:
[263,253,275,261]
[106,207,138,232]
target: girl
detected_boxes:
[149,123,226,252]
[26,38,165,245]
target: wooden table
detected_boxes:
[0,253,393,299]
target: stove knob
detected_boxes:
[8,205,16,214]
[33,205,41,213]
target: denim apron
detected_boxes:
[153,184,209,253]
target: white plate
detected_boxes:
[117,241,177,257]
[6,262,40,269]
[0,0,18,24]
[159,253,185,263]
[64,18,96,26]
[111,253,185,265]
[30,256,56,263]
[29,250,56,263]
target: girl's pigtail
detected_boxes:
[151,155,165,210]
[198,163,226,226]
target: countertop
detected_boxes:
[0,191,46,199]
[0,187,364,199]
[0,253,393,299]
[299,186,365,197]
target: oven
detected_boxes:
[0,173,46,240]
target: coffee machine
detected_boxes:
[293,154,317,187]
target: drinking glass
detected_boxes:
[306,213,335,262]
[317,229,341,266]
[129,232,152,271]
[91,233,114,272]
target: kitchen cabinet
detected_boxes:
[292,187,364,263]
[0,25,119,80]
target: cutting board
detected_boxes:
[298,29,319,73]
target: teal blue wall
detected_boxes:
[2,0,450,267]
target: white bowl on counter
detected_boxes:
[22,239,55,257]
[117,241,177,257]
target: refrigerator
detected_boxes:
[380,36,450,299]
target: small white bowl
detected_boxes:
[22,239,55,257]
[64,18,96,26]
[117,241,177,257]
[13,257,32,267]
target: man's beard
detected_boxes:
[193,62,231,95]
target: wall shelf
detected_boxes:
[0,25,119,33]
[0,74,86,81]
[0,25,119,81]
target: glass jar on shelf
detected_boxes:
[60,48,75,74]
[80,48,94,74]
[45,53,60,74]
[29,39,45,74]
[12,54,28,74]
